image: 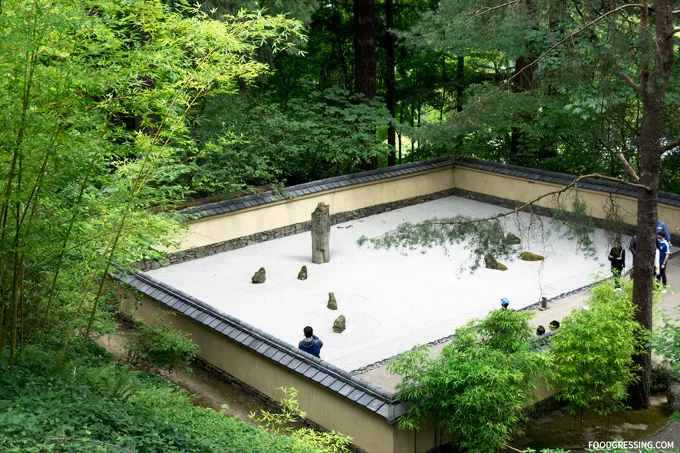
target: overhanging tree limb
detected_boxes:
[615,70,641,92]
[660,138,680,152]
[472,0,521,18]
[618,153,641,181]
[421,173,650,228]
[473,3,644,101]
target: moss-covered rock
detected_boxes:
[520,251,544,261]
[484,254,508,271]
[505,233,521,245]
[333,315,346,333]
[251,267,266,284]
[327,292,337,310]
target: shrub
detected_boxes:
[126,316,198,373]
[653,306,680,380]
[250,387,353,453]
[550,280,642,419]
[388,309,551,453]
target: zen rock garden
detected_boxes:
[148,196,617,372]
[250,205,347,336]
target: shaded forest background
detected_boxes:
[180,0,680,199]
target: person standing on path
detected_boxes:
[298,326,323,358]
[608,238,626,287]
[657,230,670,291]
[658,220,671,244]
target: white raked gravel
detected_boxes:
[146,196,618,372]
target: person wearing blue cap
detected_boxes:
[657,220,671,243]
[501,298,510,309]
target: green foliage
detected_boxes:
[550,281,643,418]
[188,86,392,195]
[249,386,353,453]
[359,217,518,272]
[0,0,303,363]
[652,306,680,379]
[388,309,551,453]
[126,314,199,373]
[0,344,329,453]
[552,193,598,258]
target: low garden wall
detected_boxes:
[123,157,680,452]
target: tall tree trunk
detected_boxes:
[440,53,446,122]
[509,55,534,165]
[385,0,396,166]
[354,0,378,169]
[417,102,421,149]
[410,102,415,154]
[628,0,675,410]
[399,101,404,163]
[456,56,464,113]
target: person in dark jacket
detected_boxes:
[608,238,626,287]
[298,326,323,358]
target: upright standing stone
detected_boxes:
[327,292,337,310]
[311,202,331,264]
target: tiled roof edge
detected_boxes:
[114,270,408,421]
[183,157,455,217]
[453,157,680,208]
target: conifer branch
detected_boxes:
[472,4,644,103]
[423,173,650,227]
[618,153,640,182]
[661,138,680,152]
[615,70,641,92]
[472,0,521,18]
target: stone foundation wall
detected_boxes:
[137,188,456,271]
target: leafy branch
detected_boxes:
[359,172,647,268]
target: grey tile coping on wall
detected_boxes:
[115,270,407,423]
[181,157,455,218]
[181,155,680,222]
[454,157,680,208]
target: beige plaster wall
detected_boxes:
[454,167,680,231]
[180,167,456,250]
[124,294,422,453]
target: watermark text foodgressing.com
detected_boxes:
[588,441,675,450]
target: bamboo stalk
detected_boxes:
[40,154,98,344]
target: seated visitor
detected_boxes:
[298,325,323,358]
